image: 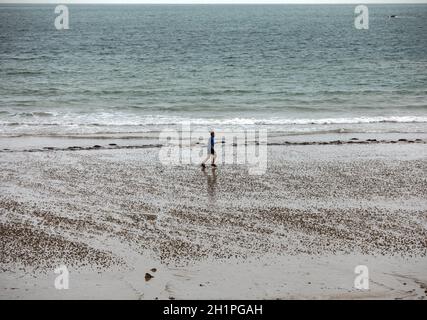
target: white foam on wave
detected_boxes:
[1,115,427,127]
[252,116,427,125]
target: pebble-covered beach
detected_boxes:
[1,141,426,299]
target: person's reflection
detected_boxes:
[202,166,217,203]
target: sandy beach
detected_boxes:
[1,138,426,299]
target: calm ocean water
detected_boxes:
[0,4,426,137]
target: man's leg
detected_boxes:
[202,153,211,165]
[211,152,217,165]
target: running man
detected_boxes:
[201,131,217,168]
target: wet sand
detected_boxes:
[0,141,426,299]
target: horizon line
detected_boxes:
[2,0,427,5]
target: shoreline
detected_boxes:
[0,135,426,153]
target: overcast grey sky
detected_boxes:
[1,0,426,4]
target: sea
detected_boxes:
[1,4,426,140]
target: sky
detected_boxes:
[1,0,427,4]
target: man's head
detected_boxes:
[210,131,215,137]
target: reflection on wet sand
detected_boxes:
[202,167,217,203]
